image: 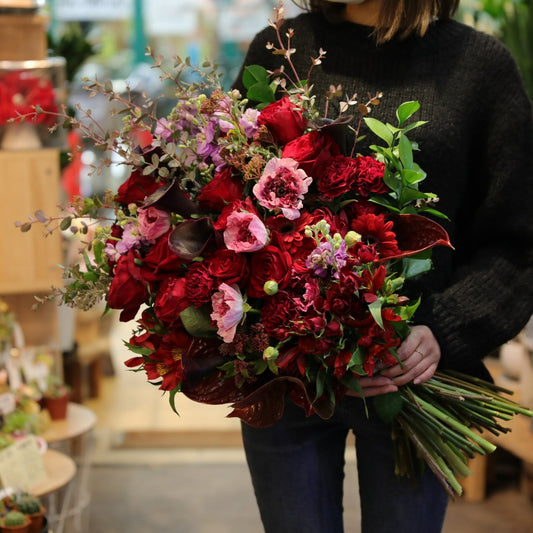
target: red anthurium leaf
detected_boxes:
[386,214,453,260]
[228,376,336,428]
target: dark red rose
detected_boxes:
[247,234,293,298]
[116,169,163,205]
[316,154,358,199]
[261,292,299,341]
[140,230,183,282]
[198,167,244,212]
[324,284,354,317]
[352,156,387,198]
[107,250,149,321]
[207,248,249,285]
[282,130,340,176]
[154,276,190,325]
[185,262,215,307]
[298,334,334,355]
[257,95,307,145]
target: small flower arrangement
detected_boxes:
[0,300,15,349]
[16,2,532,497]
[0,70,58,127]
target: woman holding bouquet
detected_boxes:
[233,0,533,531]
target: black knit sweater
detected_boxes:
[233,13,533,380]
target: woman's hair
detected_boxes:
[292,0,460,42]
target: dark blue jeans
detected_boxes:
[241,395,449,533]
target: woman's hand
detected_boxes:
[345,325,441,398]
[380,325,441,386]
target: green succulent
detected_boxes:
[16,494,43,515]
[2,510,28,526]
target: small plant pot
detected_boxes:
[0,514,31,533]
[43,394,69,420]
[26,507,46,533]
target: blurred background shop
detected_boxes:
[0,1,533,532]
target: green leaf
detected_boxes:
[398,133,414,170]
[368,298,384,329]
[401,257,432,279]
[180,306,217,338]
[242,65,269,89]
[340,373,364,396]
[364,117,394,146]
[124,342,154,356]
[246,82,276,104]
[396,297,421,321]
[401,120,427,134]
[373,391,403,423]
[168,385,182,416]
[396,101,420,126]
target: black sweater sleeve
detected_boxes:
[416,39,533,372]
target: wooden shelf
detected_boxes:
[0,148,63,295]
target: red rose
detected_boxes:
[198,167,244,212]
[352,156,387,198]
[207,248,249,286]
[140,230,184,282]
[107,250,149,321]
[316,155,358,199]
[257,95,307,145]
[154,276,190,325]
[116,169,163,205]
[282,130,340,176]
[185,262,215,307]
[247,234,293,298]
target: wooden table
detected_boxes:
[41,402,97,444]
[30,449,76,497]
[40,403,96,533]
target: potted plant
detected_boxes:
[42,376,70,421]
[11,494,45,533]
[0,510,31,533]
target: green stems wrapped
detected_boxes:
[387,370,533,498]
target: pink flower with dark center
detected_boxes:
[137,206,171,240]
[210,283,244,343]
[223,210,269,252]
[253,157,312,220]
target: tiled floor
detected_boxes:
[82,316,533,532]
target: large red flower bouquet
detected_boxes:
[0,70,57,126]
[19,4,531,497]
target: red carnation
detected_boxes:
[352,155,387,198]
[316,155,359,199]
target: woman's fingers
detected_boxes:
[345,375,398,398]
[380,325,441,385]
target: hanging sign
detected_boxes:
[53,0,133,21]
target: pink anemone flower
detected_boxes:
[223,210,269,252]
[253,157,312,220]
[210,283,244,343]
